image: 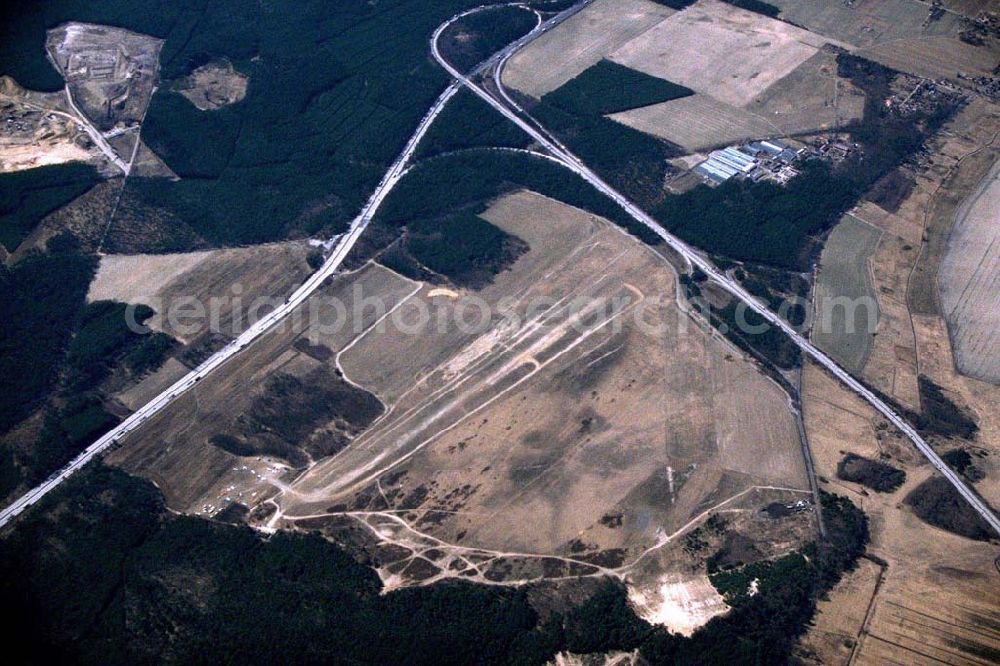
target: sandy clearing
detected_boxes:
[628,573,729,636]
[608,0,824,108]
[938,157,1000,384]
[502,0,674,98]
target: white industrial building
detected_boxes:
[692,146,757,184]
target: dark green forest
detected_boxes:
[533,61,686,208]
[0,233,96,435]
[0,163,101,251]
[0,465,868,665]
[0,0,523,247]
[416,89,532,159]
[541,59,693,116]
[437,4,539,73]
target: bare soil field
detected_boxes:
[502,0,673,98]
[107,262,417,512]
[106,190,813,630]
[610,94,776,151]
[175,58,249,111]
[608,0,828,108]
[938,158,1000,383]
[0,76,100,173]
[88,242,312,342]
[800,360,1000,665]
[811,213,883,376]
[280,193,808,564]
[851,100,1000,412]
[909,98,1000,318]
[852,201,923,413]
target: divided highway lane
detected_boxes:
[431,8,1000,537]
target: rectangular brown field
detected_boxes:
[501,0,674,98]
[608,0,827,108]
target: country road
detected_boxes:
[3,0,997,538]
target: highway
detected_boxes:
[429,4,1000,537]
[0,2,582,531]
[3,0,996,537]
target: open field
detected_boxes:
[743,47,866,137]
[938,158,1000,384]
[797,556,884,665]
[767,0,967,48]
[87,242,312,342]
[859,35,999,81]
[106,191,813,630]
[800,360,1000,665]
[909,99,1000,317]
[610,94,776,151]
[608,0,827,108]
[854,101,1000,411]
[767,0,998,81]
[502,0,674,98]
[281,192,809,560]
[811,213,883,376]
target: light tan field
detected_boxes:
[799,90,1000,662]
[279,193,809,562]
[88,242,312,342]
[502,0,674,98]
[608,0,828,108]
[767,0,968,48]
[108,261,416,512]
[742,47,866,136]
[610,94,776,151]
[850,100,1000,413]
[938,158,1000,384]
[851,200,923,413]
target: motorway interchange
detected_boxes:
[2,0,997,537]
